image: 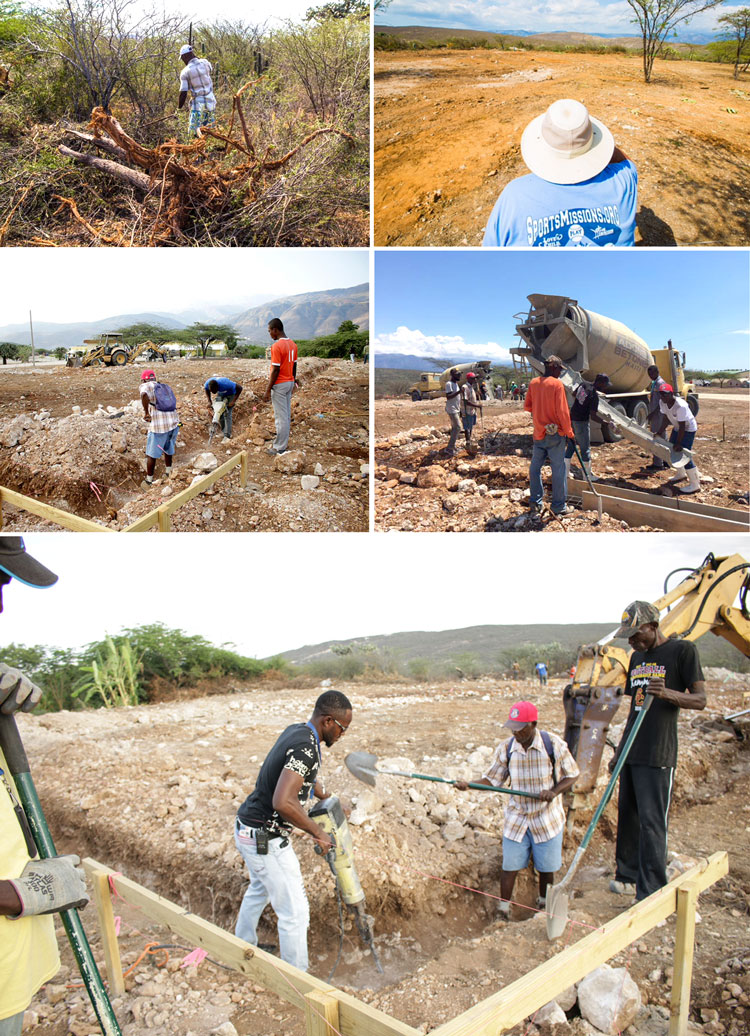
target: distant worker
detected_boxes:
[460,372,483,450]
[510,382,518,401]
[204,377,242,441]
[483,99,637,248]
[564,373,615,482]
[495,383,504,401]
[264,318,299,456]
[454,701,578,919]
[444,368,463,458]
[234,691,353,971]
[140,369,179,488]
[512,661,521,681]
[609,602,705,901]
[178,44,216,138]
[644,364,667,471]
[524,355,574,516]
[519,383,527,401]
[0,538,90,1036]
[656,384,700,494]
[535,662,548,687]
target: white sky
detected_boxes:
[2,534,748,659]
[0,250,370,326]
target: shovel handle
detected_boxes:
[388,769,541,799]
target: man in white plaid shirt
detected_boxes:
[455,700,578,919]
[178,45,216,137]
[140,370,179,488]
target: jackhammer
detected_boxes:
[309,795,383,977]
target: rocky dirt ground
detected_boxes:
[373,49,750,246]
[0,358,369,532]
[373,392,749,533]
[15,670,750,1036]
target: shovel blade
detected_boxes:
[545,884,569,940]
[345,751,379,788]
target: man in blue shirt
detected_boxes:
[204,377,243,440]
[483,99,637,248]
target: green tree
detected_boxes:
[306,0,368,19]
[717,8,750,77]
[626,0,725,82]
[185,322,239,358]
[0,342,19,364]
[53,347,67,359]
[113,322,176,347]
[16,345,31,362]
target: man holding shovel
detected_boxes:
[455,701,578,919]
[233,690,352,971]
[609,602,705,902]
[0,537,89,1036]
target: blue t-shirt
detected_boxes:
[482,159,637,248]
[536,663,547,676]
[205,376,238,398]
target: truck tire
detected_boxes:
[602,403,626,443]
[630,400,649,427]
[411,390,422,402]
[110,350,128,366]
[687,393,699,417]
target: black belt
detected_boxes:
[236,817,288,842]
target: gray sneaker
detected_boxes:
[609,879,636,896]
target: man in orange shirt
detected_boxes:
[524,355,574,516]
[264,318,299,456]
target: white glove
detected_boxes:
[8,854,89,917]
[0,664,43,714]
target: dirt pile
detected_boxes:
[374,395,750,533]
[374,49,750,246]
[0,357,369,531]
[17,674,750,1036]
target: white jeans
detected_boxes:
[234,820,310,971]
[271,381,294,452]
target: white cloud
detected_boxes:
[374,325,511,362]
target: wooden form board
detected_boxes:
[567,479,750,532]
[0,486,114,532]
[429,852,728,1036]
[82,859,420,1036]
[123,451,248,532]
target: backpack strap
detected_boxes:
[506,731,558,787]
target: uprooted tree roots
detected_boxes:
[48,92,363,245]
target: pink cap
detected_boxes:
[658,383,674,394]
[504,701,538,729]
[466,372,476,379]
[141,369,156,381]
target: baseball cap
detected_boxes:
[545,354,563,367]
[180,44,193,57]
[613,601,660,639]
[141,369,156,381]
[466,372,476,380]
[658,383,674,394]
[0,537,58,588]
[504,701,538,730]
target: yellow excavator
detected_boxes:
[66,335,171,367]
[563,551,750,807]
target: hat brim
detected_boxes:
[0,542,58,588]
[521,113,615,186]
[504,719,534,730]
[612,623,637,639]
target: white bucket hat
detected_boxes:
[521,99,615,185]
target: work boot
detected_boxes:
[496,900,510,920]
[678,466,701,494]
[140,478,154,490]
[552,504,572,517]
[609,879,636,896]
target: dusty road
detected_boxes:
[17,673,750,1035]
[374,391,749,532]
[0,358,369,532]
[374,49,750,246]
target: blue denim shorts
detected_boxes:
[462,413,477,431]
[146,426,179,459]
[502,828,563,872]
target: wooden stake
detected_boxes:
[669,883,698,1036]
[90,869,125,996]
[305,991,340,1036]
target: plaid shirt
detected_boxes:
[140,382,179,433]
[484,730,579,843]
[179,58,215,110]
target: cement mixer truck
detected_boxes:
[511,295,698,456]
[407,360,492,401]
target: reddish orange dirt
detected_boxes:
[374,49,750,246]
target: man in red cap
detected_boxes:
[460,372,483,452]
[455,701,578,919]
[140,369,179,489]
[0,537,89,1035]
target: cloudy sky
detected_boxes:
[374,250,750,369]
[377,0,743,37]
[2,534,749,659]
[0,250,370,326]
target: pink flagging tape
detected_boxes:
[113,916,121,937]
[180,948,208,968]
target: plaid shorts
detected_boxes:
[189,104,216,137]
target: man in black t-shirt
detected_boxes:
[233,690,353,971]
[609,601,705,901]
[564,373,614,482]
